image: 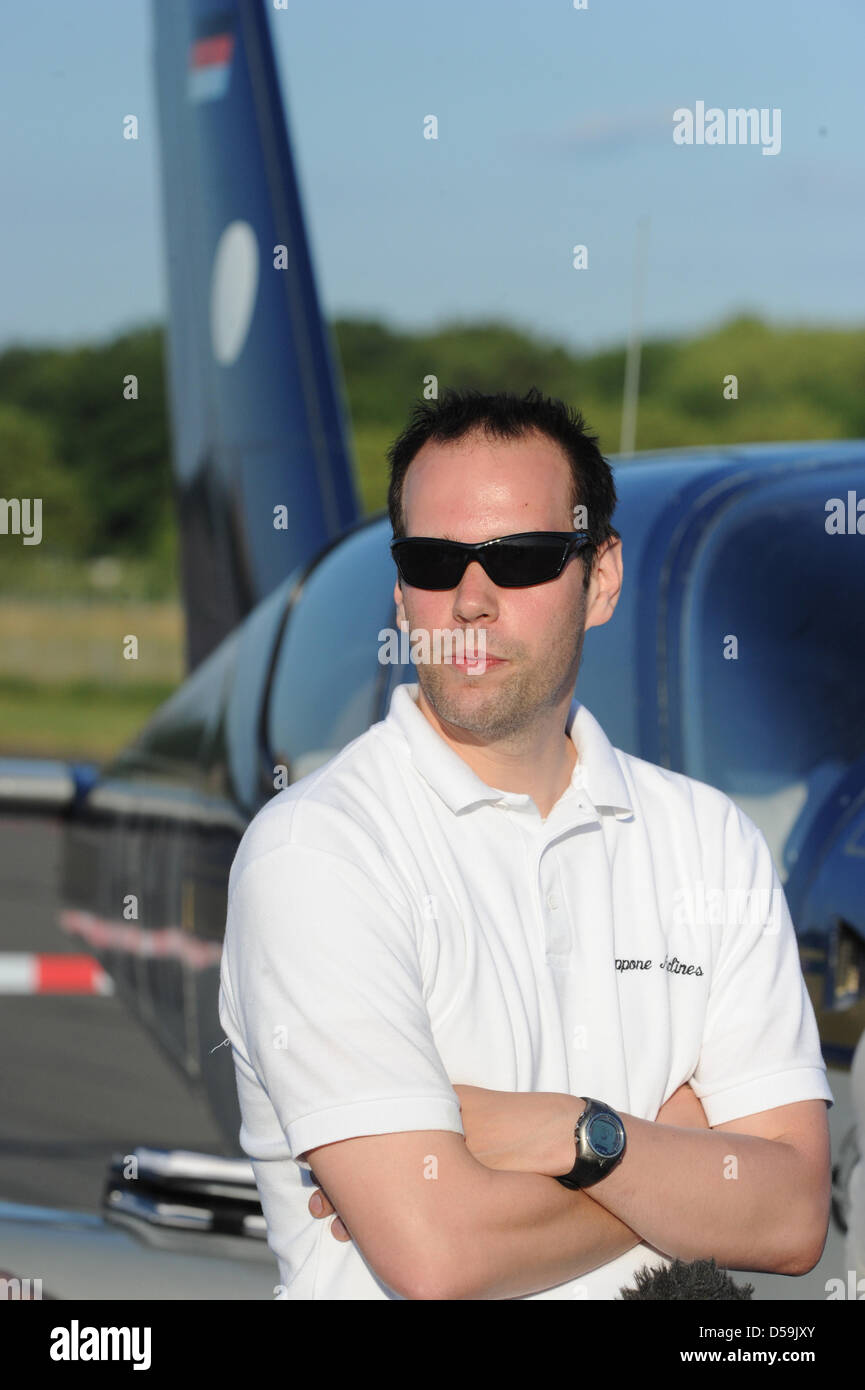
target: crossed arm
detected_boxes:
[303,1083,831,1300]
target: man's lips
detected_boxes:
[449,655,506,667]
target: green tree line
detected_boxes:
[1,314,863,597]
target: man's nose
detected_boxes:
[452,560,499,621]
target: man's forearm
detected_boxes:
[582,1111,811,1274]
[450,1165,642,1300]
[450,1083,812,1295]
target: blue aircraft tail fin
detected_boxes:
[153,0,360,669]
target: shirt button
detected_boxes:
[547,893,560,910]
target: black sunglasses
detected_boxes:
[390,530,592,590]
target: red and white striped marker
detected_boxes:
[0,954,113,996]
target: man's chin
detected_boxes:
[416,667,523,737]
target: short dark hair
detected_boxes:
[386,387,618,588]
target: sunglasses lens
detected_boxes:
[483,537,568,586]
[392,540,465,589]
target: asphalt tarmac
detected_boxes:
[0,812,279,1298]
[0,814,227,1211]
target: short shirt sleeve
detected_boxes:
[690,808,834,1127]
[219,842,464,1165]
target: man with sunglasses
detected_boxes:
[220,388,832,1300]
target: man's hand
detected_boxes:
[307,1080,711,1241]
[308,1176,351,1241]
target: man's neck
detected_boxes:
[415,688,578,820]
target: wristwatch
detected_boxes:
[555,1096,626,1190]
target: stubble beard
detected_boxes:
[411,590,589,743]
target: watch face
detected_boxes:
[587,1114,622,1158]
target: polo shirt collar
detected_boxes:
[384,681,633,821]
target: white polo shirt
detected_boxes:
[218,681,833,1300]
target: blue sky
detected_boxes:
[1,0,862,354]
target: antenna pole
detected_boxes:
[619,216,650,456]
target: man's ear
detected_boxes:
[584,537,623,633]
[394,578,409,631]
